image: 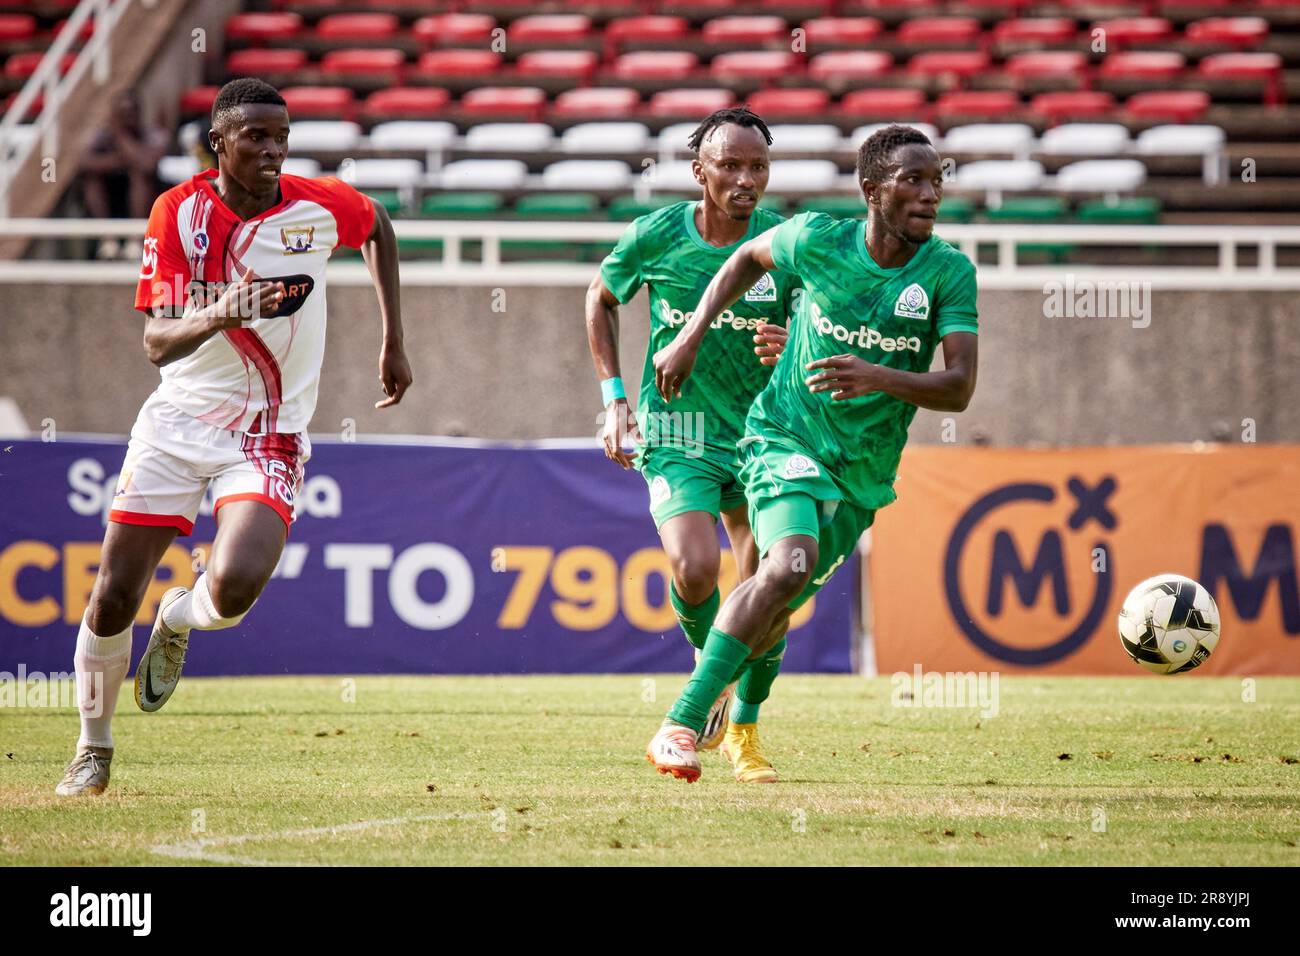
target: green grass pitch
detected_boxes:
[2,675,1298,866]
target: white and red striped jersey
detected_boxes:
[135,169,375,434]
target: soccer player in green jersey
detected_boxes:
[586,109,798,781]
[645,125,979,781]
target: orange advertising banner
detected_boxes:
[870,445,1300,675]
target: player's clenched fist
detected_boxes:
[375,344,412,409]
[653,340,697,402]
[601,399,643,469]
[753,321,787,366]
[805,354,884,400]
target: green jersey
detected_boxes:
[750,211,979,511]
[600,201,800,459]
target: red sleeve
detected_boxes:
[317,176,376,249]
[134,190,191,316]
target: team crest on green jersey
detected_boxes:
[743,272,778,303]
[649,475,672,506]
[893,282,930,321]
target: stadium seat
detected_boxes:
[606,193,692,220]
[412,14,495,46]
[711,51,801,82]
[656,122,703,152]
[953,159,1046,192]
[52,17,96,44]
[421,192,504,217]
[158,154,199,185]
[907,51,991,80]
[542,159,632,189]
[282,157,323,179]
[1092,17,1173,47]
[1055,159,1147,193]
[801,17,883,45]
[0,15,37,43]
[344,158,425,189]
[362,87,451,118]
[227,48,307,76]
[809,50,893,82]
[1134,123,1225,154]
[369,120,458,151]
[767,159,840,193]
[897,17,981,45]
[460,87,548,120]
[982,195,1068,222]
[605,16,689,45]
[1076,196,1160,224]
[4,52,74,79]
[767,123,842,152]
[315,13,399,43]
[560,122,651,152]
[612,51,698,80]
[992,18,1076,45]
[851,122,941,147]
[287,120,361,151]
[646,159,703,191]
[320,48,406,81]
[701,16,787,44]
[1030,90,1117,121]
[507,15,592,43]
[514,192,601,218]
[795,195,865,218]
[515,50,599,81]
[1125,90,1210,122]
[180,86,219,116]
[1198,52,1283,105]
[839,88,927,117]
[648,88,736,117]
[280,86,356,119]
[464,122,555,151]
[1099,51,1186,80]
[1037,123,1130,155]
[1185,17,1268,48]
[437,158,529,189]
[748,88,830,117]
[552,87,641,118]
[415,50,502,78]
[942,123,1036,156]
[934,91,1022,121]
[363,190,403,217]
[225,11,301,43]
[1005,51,1088,81]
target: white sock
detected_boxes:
[74,614,132,749]
[162,571,252,632]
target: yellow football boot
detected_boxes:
[720,722,778,783]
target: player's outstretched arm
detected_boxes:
[143,267,284,366]
[653,226,779,401]
[586,274,642,469]
[805,330,978,411]
[360,199,412,409]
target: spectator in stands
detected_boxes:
[79,90,169,260]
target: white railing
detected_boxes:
[0,0,139,219]
[2,219,1300,289]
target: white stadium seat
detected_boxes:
[369,121,458,151]
[560,122,651,153]
[437,159,529,189]
[342,158,425,189]
[942,123,1036,157]
[767,124,843,153]
[656,122,702,154]
[158,154,199,184]
[645,159,700,191]
[851,123,941,149]
[1038,123,1130,156]
[464,123,555,152]
[953,160,1045,191]
[287,121,361,152]
[1055,159,1147,192]
[767,159,840,192]
[541,160,632,190]
[281,158,322,179]
[1134,124,1226,155]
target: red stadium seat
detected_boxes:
[838,87,927,117]
[761,0,833,11]
[1093,18,1173,47]
[0,15,37,43]
[701,16,788,44]
[934,90,1021,119]
[362,87,451,117]
[1005,51,1088,79]
[52,17,95,43]
[180,86,220,116]
[1125,90,1210,122]
[1185,17,1268,48]
[711,51,801,82]
[551,87,641,117]
[605,16,689,44]
[226,12,301,44]
[992,18,1077,45]
[3,52,75,79]
[809,50,892,81]
[800,17,883,45]
[227,48,308,75]
[415,50,503,77]
[320,48,406,79]
[460,86,547,119]
[507,16,592,43]
[1100,51,1185,79]
[906,51,991,79]
[413,14,496,46]
[280,86,357,119]
[315,13,398,42]
[748,87,830,115]
[1030,90,1116,120]
[1199,51,1284,105]
[897,17,981,45]
[515,50,599,80]
[648,88,736,117]
[612,51,698,80]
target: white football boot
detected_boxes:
[646,723,702,783]
[134,587,191,712]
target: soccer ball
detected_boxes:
[1118,574,1221,674]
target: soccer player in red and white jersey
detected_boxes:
[55,78,413,796]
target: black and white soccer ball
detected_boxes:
[1118,574,1221,674]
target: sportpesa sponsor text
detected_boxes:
[659,297,923,354]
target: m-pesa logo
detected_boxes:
[808,299,922,354]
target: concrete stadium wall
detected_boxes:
[1,283,1297,445]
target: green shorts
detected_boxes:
[637,444,747,529]
[738,439,875,610]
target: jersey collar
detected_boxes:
[194,168,294,224]
[683,200,761,252]
[854,219,935,277]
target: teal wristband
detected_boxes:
[601,377,626,405]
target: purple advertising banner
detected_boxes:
[0,438,856,675]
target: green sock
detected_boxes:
[732,639,786,725]
[669,584,719,652]
[666,626,751,733]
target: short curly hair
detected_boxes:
[856,125,933,184]
[687,107,772,155]
[211,78,286,130]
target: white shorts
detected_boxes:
[109,392,310,536]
